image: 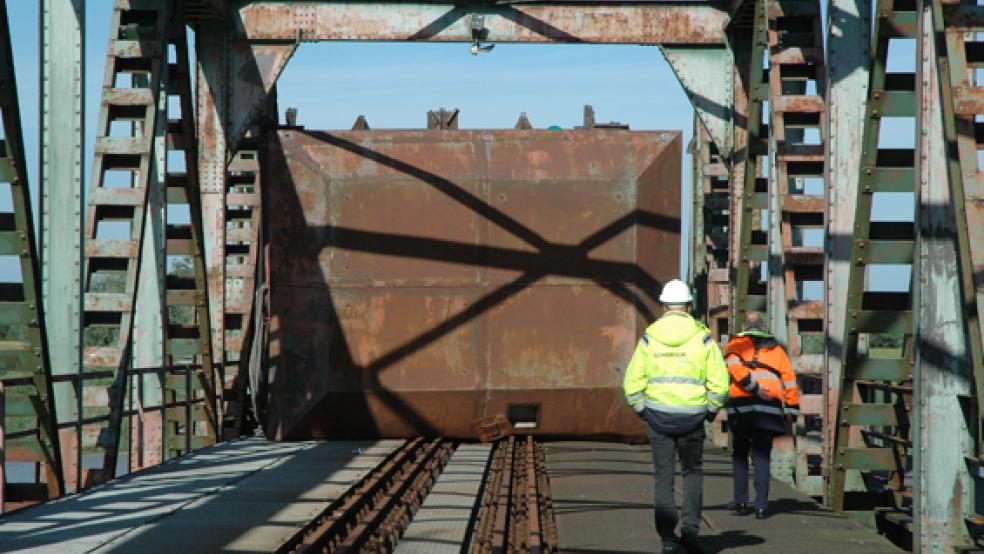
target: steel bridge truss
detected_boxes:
[2,0,984,550]
[72,0,220,486]
[0,0,62,511]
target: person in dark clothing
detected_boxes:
[723,312,800,519]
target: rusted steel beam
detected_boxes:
[165,3,220,458]
[221,135,264,439]
[196,26,229,391]
[765,0,827,496]
[234,2,729,45]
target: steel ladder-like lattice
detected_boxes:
[0,0,63,511]
[830,0,918,531]
[767,0,828,496]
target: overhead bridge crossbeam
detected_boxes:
[233,1,729,44]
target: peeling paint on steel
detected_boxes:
[235,3,728,45]
[825,0,870,503]
[661,46,734,159]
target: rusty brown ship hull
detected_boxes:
[262,128,681,442]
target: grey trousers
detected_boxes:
[646,424,704,542]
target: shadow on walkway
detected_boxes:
[545,441,903,553]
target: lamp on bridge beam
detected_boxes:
[470,14,495,55]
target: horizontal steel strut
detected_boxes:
[233,2,729,45]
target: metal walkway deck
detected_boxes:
[0,438,908,553]
[0,438,402,553]
[395,443,491,554]
[545,441,903,553]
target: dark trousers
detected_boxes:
[646,424,704,542]
[731,427,774,511]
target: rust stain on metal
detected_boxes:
[57,430,78,493]
[472,413,513,442]
[236,3,728,45]
[263,128,681,442]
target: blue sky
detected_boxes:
[7,2,696,278]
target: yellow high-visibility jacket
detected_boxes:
[623,312,729,434]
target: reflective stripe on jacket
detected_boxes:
[724,334,800,422]
[623,312,729,434]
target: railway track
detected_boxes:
[278,436,557,554]
[469,436,558,554]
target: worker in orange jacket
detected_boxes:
[724,312,799,519]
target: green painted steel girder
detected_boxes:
[0,0,65,500]
[39,0,84,493]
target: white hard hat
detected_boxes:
[659,279,693,304]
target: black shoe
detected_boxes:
[755,509,767,519]
[729,502,750,516]
[680,534,703,554]
[661,542,680,554]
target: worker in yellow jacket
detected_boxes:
[623,279,729,554]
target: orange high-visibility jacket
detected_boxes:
[724,334,800,423]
